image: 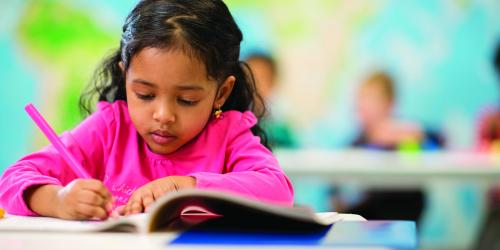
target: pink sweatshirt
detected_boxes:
[0,101,294,216]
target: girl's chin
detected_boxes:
[154,147,175,155]
[146,142,177,155]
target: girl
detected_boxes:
[0,0,293,220]
[345,71,440,225]
[353,71,423,149]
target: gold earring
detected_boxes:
[214,107,222,119]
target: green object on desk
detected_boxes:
[398,138,421,153]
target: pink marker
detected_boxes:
[25,103,91,179]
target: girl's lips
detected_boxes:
[151,133,175,145]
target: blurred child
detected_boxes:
[353,71,442,149]
[0,0,293,220]
[341,71,443,224]
[245,52,297,148]
[475,42,500,250]
[246,53,277,105]
[476,43,500,152]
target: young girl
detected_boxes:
[345,71,438,225]
[0,0,293,220]
[352,71,423,149]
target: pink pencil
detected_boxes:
[25,103,91,179]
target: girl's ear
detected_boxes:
[118,61,125,72]
[214,76,236,109]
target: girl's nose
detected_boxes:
[153,104,176,124]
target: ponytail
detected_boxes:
[79,49,126,116]
[223,62,270,149]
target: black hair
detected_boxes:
[80,0,269,148]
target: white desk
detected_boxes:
[1,232,173,250]
[276,149,500,186]
[0,214,401,250]
[0,232,392,250]
[276,150,500,250]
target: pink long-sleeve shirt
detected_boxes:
[0,101,294,216]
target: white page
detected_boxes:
[0,214,148,233]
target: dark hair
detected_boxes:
[363,71,395,103]
[80,0,269,148]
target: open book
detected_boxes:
[0,189,364,233]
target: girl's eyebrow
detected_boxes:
[132,78,157,88]
[176,85,205,91]
[132,78,205,91]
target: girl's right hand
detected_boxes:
[55,179,113,220]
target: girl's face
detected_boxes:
[247,58,275,100]
[124,47,234,155]
[356,82,393,127]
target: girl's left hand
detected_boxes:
[116,176,196,216]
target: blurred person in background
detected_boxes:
[246,53,277,111]
[336,71,444,225]
[352,71,443,150]
[245,52,297,149]
[476,43,500,153]
[476,42,500,250]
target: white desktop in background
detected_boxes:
[276,149,500,183]
[277,149,500,250]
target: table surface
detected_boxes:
[0,213,416,250]
[275,149,500,182]
[0,232,394,250]
[1,224,411,250]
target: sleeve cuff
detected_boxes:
[15,178,62,216]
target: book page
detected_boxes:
[147,189,365,232]
[0,214,148,233]
[148,189,322,231]
[315,212,366,225]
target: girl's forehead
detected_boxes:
[132,47,203,69]
[128,47,214,87]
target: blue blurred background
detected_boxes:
[1,0,500,249]
[2,0,499,165]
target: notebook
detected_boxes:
[0,189,364,233]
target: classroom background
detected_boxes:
[1,0,500,250]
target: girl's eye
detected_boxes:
[135,93,155,101]
[178,99,198,106]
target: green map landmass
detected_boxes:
[18,0,119,131]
